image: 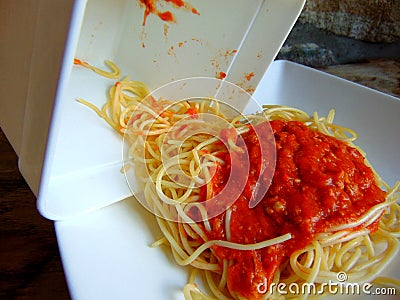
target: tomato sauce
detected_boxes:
[139,0,199,26]
[201,120,385,299]
[244,72,255,81]
[217,71,227,80]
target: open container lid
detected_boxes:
[35,0,306,220]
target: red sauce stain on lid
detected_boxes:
[244,72,255,81]
[139,0,199,26]
[217,71,227,79]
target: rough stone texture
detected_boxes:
[299,0,400,43]
[277,43,337,66]
[278,22,400,67]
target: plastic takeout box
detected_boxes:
[3,1,400,299]
[6,0,306,220]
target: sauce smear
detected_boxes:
[139,0,199,26]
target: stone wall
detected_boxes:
[299,0,400,43]
[277,0,400,67]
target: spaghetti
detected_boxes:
[75,60,400,299]
[73,58,121,79]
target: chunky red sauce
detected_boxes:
[200,120,385,299]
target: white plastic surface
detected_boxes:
[37,0,306,220]
[56,61,400,300]
[0,0,75,196]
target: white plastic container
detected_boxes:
[3,1,399,299]
[2,0,305,220]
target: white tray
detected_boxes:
[55,61,400,300]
